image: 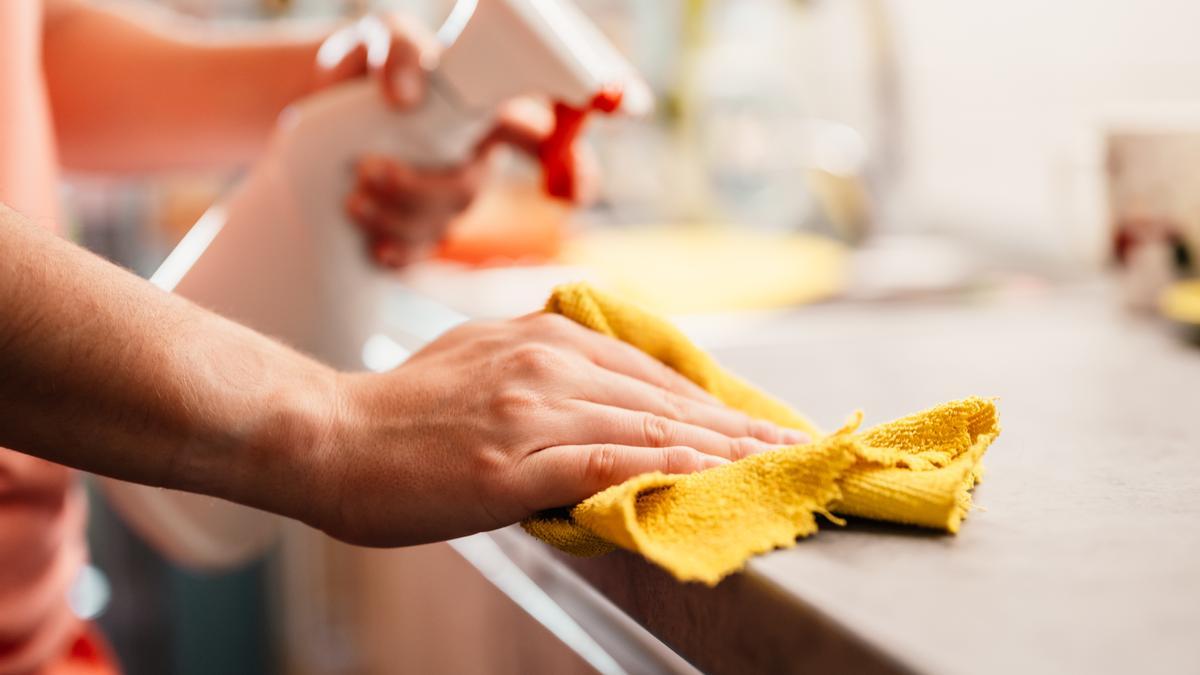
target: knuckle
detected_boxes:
[489,385,541,420]
[527,312,574,336]
[469,446,509,484]
[654,362,690,392]
[659,390,688,422]
[729,437,760,461]
[508,343,563,375]
[641,413,674,447]
[583,444,621,487]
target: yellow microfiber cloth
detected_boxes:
[521,282,1001,586]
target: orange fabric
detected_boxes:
[38,626,120,675]
[0,0,62,227]
[0,456,90,675]
[0,4,92,674]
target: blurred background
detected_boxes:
[65,0,1200,673]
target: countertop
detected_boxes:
[483,281,1200,674]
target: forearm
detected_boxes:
[0,203,337,522]
[43,1,343,172]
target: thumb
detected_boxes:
[476,99,553,158]
[375,14,439,108]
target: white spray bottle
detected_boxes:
[103,0,652,568]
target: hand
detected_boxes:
[314,13,437,109]
[316,16,596,268]
[344,100,598,267]
[315,14,458,267]
[312,313,809,547]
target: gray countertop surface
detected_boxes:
[514,281,1200,675]
[701,282,1200,674]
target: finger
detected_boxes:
[346,192,448,245]
[356,155,483,212]
[347,182,445,234]
[313,23,369,89]
[562,400,784,462]
[346,191,388,231]
[521,313,720,407]
[477,100,552,158]
[356,197,459,245]
[373,15,439,108]
[379,37,422,107]
[581,366,810,445]
[381,13,441,68]
[370,236,433,269]
[518,444,728,511]
[346,191,421,235]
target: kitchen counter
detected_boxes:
[477,281,1200,674]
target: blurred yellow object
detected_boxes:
[523,283,1001,585]
[561,227,847,314]
[1161,278,1200,325]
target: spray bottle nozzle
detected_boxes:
[539,85,624,200]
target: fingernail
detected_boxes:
[780,428,810,444]
[749,441,784,456]
[703,456,731,469]
[748,441,795,457]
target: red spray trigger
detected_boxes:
[538,86,623,201]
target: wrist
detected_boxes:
[254,365,348,529]
[287,370,358,534]
[172,345,346,528]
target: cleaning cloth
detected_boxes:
[522,282,1001,586]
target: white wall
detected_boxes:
[885,0,1200,265]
